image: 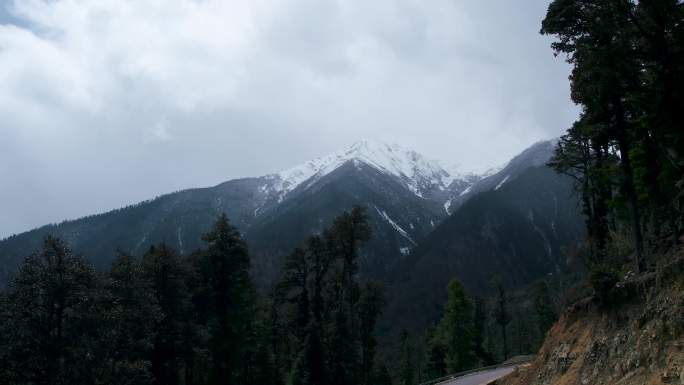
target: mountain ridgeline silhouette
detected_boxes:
[0,139,582,293]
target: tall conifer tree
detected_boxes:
[198,214,255,385]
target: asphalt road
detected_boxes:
[437,366,516,385]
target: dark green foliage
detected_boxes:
[0,236,100,385]
[509,308,534,357]
[543,0,684,272]
[141,244,192,385]
[195,213,255,384]
[274,206,386,385]
[421,279,482,378]
[0,207,390,385]
[481,278,568,363]
[0,212,278,385]
[423,281,552,368]
[549,123,616,263]
[424,327,447,379]
[359,281,386,385]
[533,281,557,342]
[440,279,476,373]
[242,298,278,385]
[589,266,620,306]
[398,330,414,385]
[99,252,161,385]
[473,297,495,365]
[493,282,511,360]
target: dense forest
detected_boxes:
[0,207,390,385]
[0,205,559,385]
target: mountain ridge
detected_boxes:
[0,138,561,285]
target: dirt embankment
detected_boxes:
[497,256,684,385]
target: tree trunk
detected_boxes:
[501,323,508,361]
[614,99,645,273]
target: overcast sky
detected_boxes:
[0,0,578,238]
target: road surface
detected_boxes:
[437,366,516,385]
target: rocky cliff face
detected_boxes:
[498,255,684,385]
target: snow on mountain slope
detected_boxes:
[252,138,557,223]
[264,139,468,202]
[373,204,417,246]
[494,175,510,190]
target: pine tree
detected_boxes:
[493,282,510,360]
[358,281,385,385]
[472,297,494,365]
[533,281,556,345]
[510,309,533,356]
[278,245,324,385]
[242,298,278,385]
[0,290,11,383]
[542,0,684,270]
[197,213,255,385]
[542,0,644,271]
[398,330,414,385]
[331,206,371,291]
[329,303,356,385]
[141,244,191,385]
[0,236,100,385]
[439,279,476,373]
[327,206,371,385]
[274,207,375,385]
[100,252,161,385]
[549,121,616,263]
[424,326,447,379]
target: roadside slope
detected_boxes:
[497,255,684,385]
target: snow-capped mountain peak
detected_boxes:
[265,139,453,201]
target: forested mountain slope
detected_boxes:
[0,139,568,289]
[0,140,486,283]
[383,166,585,334]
